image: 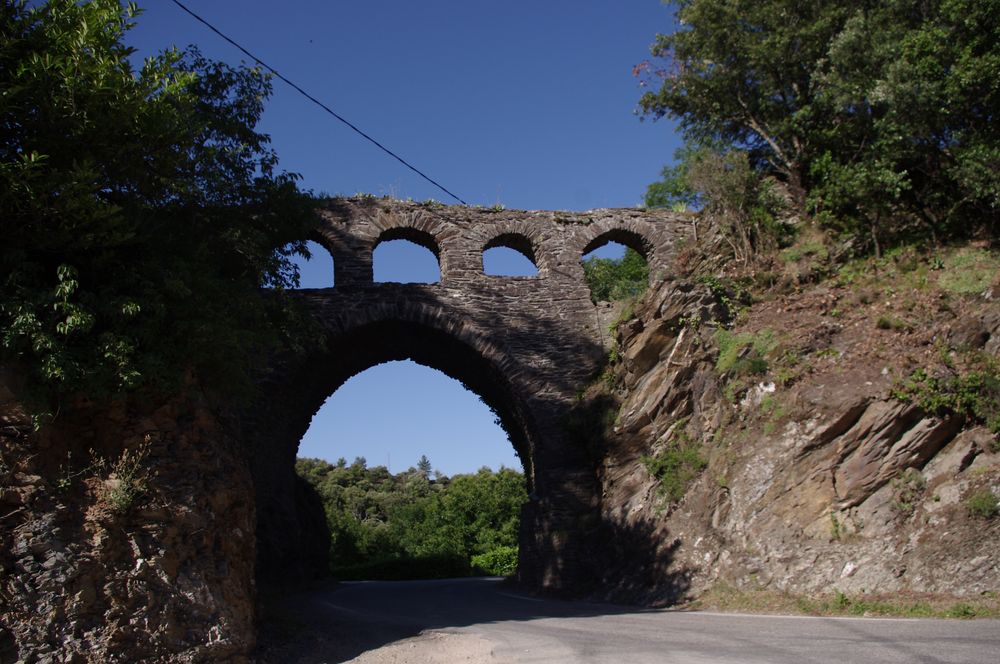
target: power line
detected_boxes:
[167,0,468,206]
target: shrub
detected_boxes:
[471,546,518,577]
[642,432,707,504]
[890,468,926,514]
[966,489,998,520]
[95,436,152,515]
[714,329,776,377]
[893,357,1000,434]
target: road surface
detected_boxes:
[257,577,1000,663]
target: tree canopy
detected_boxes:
[296,456,526,578]
[1,0,317,405]
[582,248,649,302]
[639,0,999,249]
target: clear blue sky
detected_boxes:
[127,0,681,477]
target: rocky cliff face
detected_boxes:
[594,258,1000,603]
[0,375,256,663]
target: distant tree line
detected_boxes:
[296,456,526,579]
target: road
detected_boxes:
[257,577,1000,664]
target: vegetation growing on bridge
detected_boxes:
[296,457,526,579]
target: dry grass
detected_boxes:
[684,583,1000,619]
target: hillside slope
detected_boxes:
[592,246,1000,604]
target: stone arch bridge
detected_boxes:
[246,198,689,590]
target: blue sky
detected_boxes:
[126,1,681,476]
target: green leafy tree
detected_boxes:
[1,0,317,406]
[582,248,649,302]
[295,457,527,578]
[638,0,999,249]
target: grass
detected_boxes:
[714,328,776,377]
[835,245,999,298]
[687,583,1000,619]
[938,248,1000,295]
[642,426,707,504]
[965,488,999,519]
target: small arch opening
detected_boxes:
[581,238,649,303]
[374,229,441,283]
[483,233,539,277]
[290,240,335,288]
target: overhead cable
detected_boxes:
[167,0,468,205]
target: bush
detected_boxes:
[893,356,1000,434]
[966,489,999,520]
[642,432,707,504]
[714,329,775,377]
[471,546,518,577]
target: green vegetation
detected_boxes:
[890,468,927,515]
[471,545,519,576]
[892,355,1000,435]
[645,145,792,265]
[938,249,1000,295]
[98,438,151,515]
[296,457,526,579]
[876,315,913,333]
[639,0,999,255]
[714,329,776,378]
[691,583,1000,619]
[965,489,999,520]
[582,248,649,302]
[642,427,707,504]
[1,0,317,409]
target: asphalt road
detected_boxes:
[259,577,1000,664]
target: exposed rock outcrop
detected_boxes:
[0,375,256,663]
[594,269,1000,603]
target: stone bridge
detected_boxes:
[246,198,690,590]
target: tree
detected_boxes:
[0,0,317,406]
[295,458,528,577]
[582,248,649,302]
[638,0,999,248]
[417,455,432,477]
[638,1,858,206]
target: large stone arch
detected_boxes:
[246,287,606,589]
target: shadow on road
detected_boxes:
[255,576,662,663]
